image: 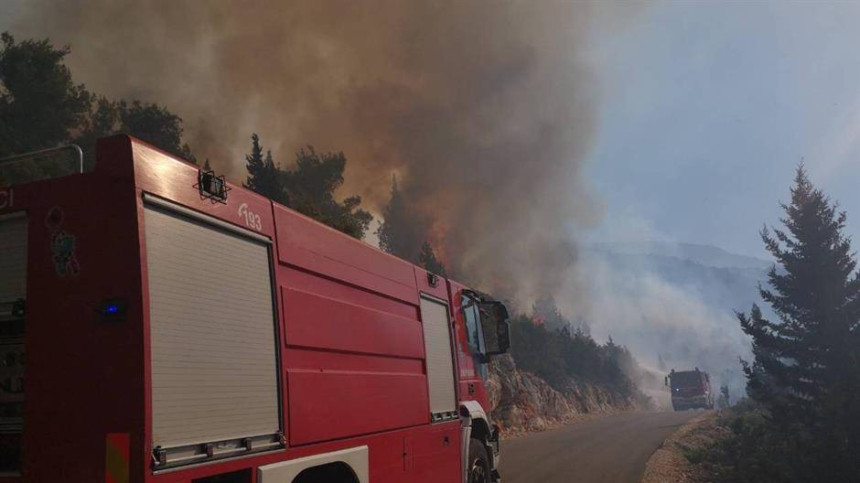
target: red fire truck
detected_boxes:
[0,136,511,483]
[665,368,713,411]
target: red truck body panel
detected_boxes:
[668,369,713,411]
[0,136,494,483]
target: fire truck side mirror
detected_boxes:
[479,301,511,356]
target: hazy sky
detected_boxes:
[586,1,860,258]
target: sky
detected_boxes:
[585,1,860,259]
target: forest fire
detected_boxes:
[3,0,612,307]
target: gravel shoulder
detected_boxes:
[640,410,727,483]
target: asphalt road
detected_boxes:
[499,411,701,483]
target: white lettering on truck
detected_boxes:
[238,203,262,231]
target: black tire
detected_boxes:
[468,438,491,483]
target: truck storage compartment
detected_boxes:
[419,296,457,421]
[143,198,281,468]
[0,213,27,475]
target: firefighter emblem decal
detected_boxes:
[45,207,80,276]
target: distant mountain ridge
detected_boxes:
[589,242,771,270]
[583,241,769,402]
[587,241,770,314]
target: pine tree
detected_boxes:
[377,175,424,262]
[737,166,860,478]
[244,133,265,190]
[243,134,286,205]
[261,150,287,204]
[282,146,371,239]
[419,241,447,276]
[532,296,567,331]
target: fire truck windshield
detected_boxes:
[670,371,702,388]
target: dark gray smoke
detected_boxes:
[3,1,636,304]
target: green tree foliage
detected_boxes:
[687,399,800,482]
[532,295,590,334]
[75,98,196,166]
[377,176,447,273]
[282,146,372,239]
[736,167,860,480]
[378,175,424,261]
[242,137,372,240]
[0,32,91,157]
[508,301,648,405]
[419,241,447,276]
[0,33,195,166]
[243,134,287,204]
[115,100,195,162]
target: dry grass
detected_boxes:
[641,411,729,483]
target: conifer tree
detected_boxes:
[243,134,286,205]
[419,241,447,276]
[377,175,424,262]
[737,166,860,478]
[281,146,371,239]
[244,133,265,190]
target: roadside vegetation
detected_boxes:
[510,297,651,405]
[691,169,860,482]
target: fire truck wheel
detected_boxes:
[468,438,491,483]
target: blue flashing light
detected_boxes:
[99,298,127,320]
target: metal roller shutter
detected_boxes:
[419,296,457,420]
[0,214,27,307]
[144,203,280,455]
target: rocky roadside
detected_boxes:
[640,410,727,483]
[486,354,643,437]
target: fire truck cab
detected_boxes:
[666,368,713,411]
[0,136,510,483]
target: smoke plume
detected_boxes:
[559,247,757,407]
[4,1,621,304]
[6,2,756,403]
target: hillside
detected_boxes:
[579,242,770,406]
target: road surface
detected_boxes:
[499,411,701,483]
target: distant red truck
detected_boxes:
[0,136,510,483]
[666,368,714,411]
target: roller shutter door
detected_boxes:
[144,203,279,454]
[419,296,457,420]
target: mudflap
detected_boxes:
[489,424,502,482]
